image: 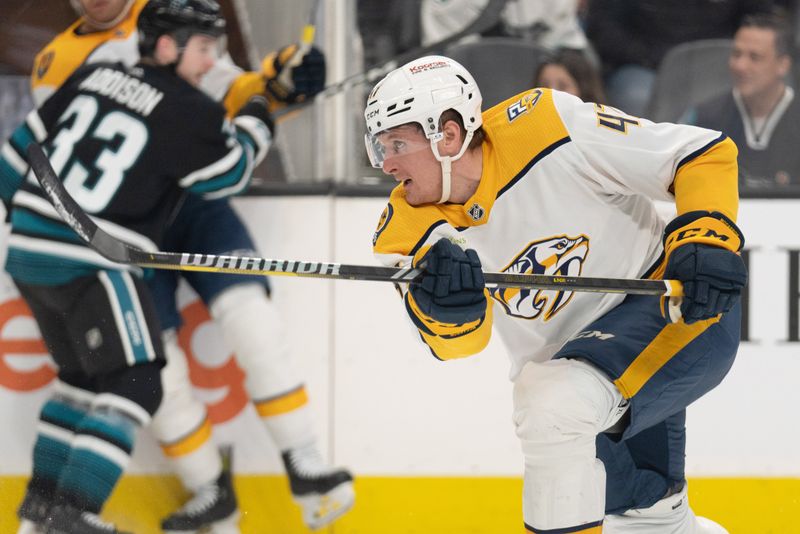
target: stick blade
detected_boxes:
[26,143,132,264]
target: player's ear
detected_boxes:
[154,34,178,64]
[441,119,464,154]
[778,53,791,78]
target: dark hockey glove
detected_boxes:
[662,211,747,324]
[409,238,487,325]
[236,95,275,136]
[263,44,326,104]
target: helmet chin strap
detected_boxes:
[439,157,453,204]
[430,130,475,204]
[73,0,135,31]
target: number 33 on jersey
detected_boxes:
[0,62,270,285]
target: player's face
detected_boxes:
[377,126,443,206]
[176,35,220,87]
[537,64,580,98]
[78,0,130,23]
[730,27,789,99]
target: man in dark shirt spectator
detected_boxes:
[684,10,800,191]
[586,0,769,116]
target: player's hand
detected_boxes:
[263,44,326,104]
[409,238,486,324]
[664,243,747,324]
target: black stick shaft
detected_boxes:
[26,143,683,297]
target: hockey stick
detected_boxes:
[277,0,320,90]
[27,144,682,297]
[274,0,510,119]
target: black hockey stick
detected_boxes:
[26,144,682,297]
[274,0,510,119]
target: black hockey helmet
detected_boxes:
[138,0,226,57]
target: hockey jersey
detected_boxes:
[0,61,270,285]
[373,88,738,379]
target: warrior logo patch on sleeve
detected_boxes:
[506,89,543,123]
[491,234,589,321]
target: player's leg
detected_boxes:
[17,377,95,534]
[208,283,354,529]
[600,417,729,534]
[49,363,162,534]
[178,195,353,528]
[12,282,95,533]
[147,269,238,533]
[513,357,626,533]
[552,294,740,533]
[600,412,688,516]
[21,271,165,534]
[155,330,238,533]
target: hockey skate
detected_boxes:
[17,491,51,533]
[43,504,130,534]
[282,443,355,530]
[161,446,239,534]
[605,483,729,534]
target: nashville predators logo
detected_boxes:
[491,234,589,321]
[372,203,393,245]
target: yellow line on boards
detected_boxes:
[1,476,798,533]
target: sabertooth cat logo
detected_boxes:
[491,234,589,321]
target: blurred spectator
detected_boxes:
[586,0,770,116]
[0,76,33,147]
[421,0,588,51]
[357,0,421,67]
[684,10,800,191]
[534,48,606,102]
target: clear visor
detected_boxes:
[364,133,386,169]
[184,32,228,60]
[364,125,439,169]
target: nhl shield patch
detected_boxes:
[468,203,485,221]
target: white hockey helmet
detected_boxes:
[364,55,483,203]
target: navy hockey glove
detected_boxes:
[409,238,487,325]
[236,95,275,136]
[263,44,326,104]
[663,211,747,324]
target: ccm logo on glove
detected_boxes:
[663,211,747,324]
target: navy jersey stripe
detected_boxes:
[497,136,571,199]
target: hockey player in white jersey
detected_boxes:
[9,0,353,532]
[366,56,746,533]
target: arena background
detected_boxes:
[1,1,799,532]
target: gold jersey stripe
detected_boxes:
[614,316,720,399]
[673,136,739,221]
[406,291,494,360]
[160,417,212,458]
[222,71,267,118]
[254,386,308,417]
